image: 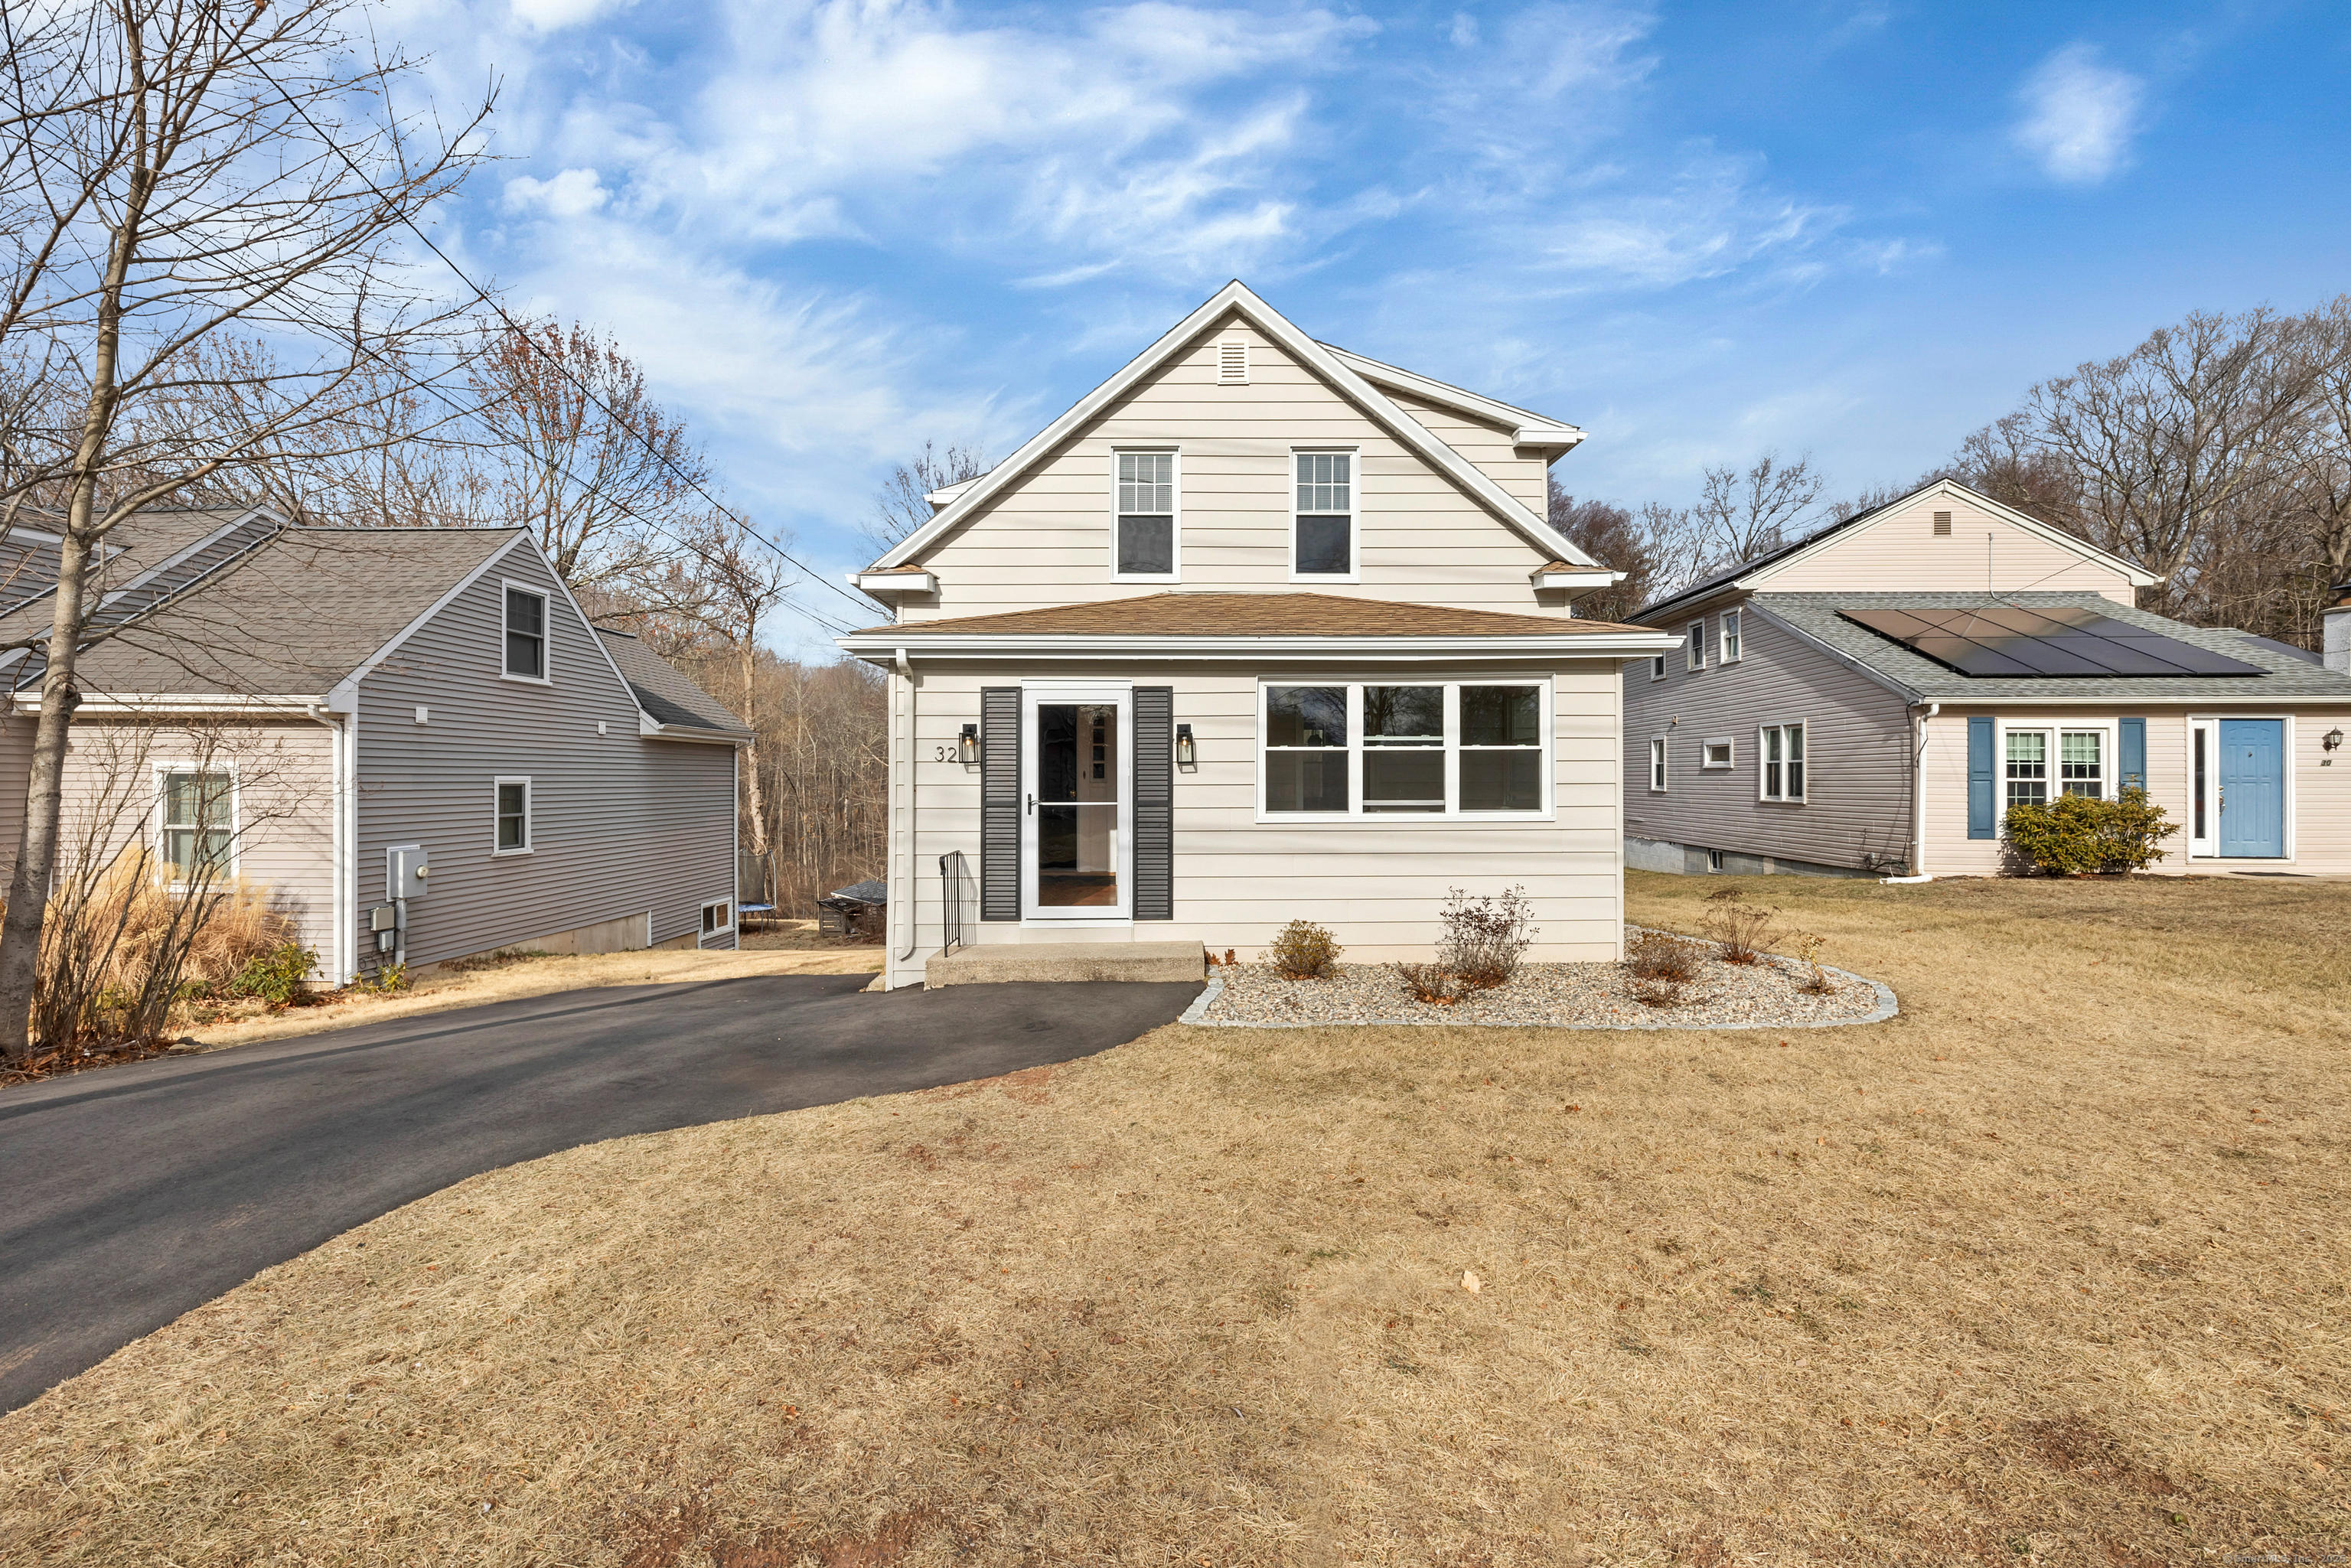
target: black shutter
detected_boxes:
[981,687,1020,921]
[1133,686,1173,920]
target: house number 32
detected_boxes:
[933,746,956,761]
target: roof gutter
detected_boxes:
[1737,605,1922,703]
[836,631,1681,663]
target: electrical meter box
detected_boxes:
[386,845,430,901]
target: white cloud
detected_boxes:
[1448,12,1479,47]
[507,0,626,32]
[503,167,610,217]
[2013,44,2145,184]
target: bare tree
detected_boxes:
[1691,450,1823,569]
[0,0,488,1060]
[863,439,989,553]
[1546,478,1652,622]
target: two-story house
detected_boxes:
[1622,479,2351,879]
[837,282,1677,989]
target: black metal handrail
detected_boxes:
[938,849,969,952]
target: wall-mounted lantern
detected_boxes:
[2325,726,2345,753]
[958,723,980,765]
[1176,722,1197,770]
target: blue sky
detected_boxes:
[391,0,2351,647]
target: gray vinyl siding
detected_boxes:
[1622,598,1916,871]
[353,544,737,970]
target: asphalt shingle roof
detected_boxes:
[595,629,751,734]
[1755,592,2351,705]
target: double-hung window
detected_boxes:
[1114,451,1176,577]
[1293,451,1355,578]
[504,585,548,680]
[1260,682,1547,817]
[159,768,233,880]
[1648,737,1667,792]
[494,777,532,853]
[2006,727,2104,806]
[1686,619,1707,670]
[1720,609,1742,663]
[1759,722,1806,802]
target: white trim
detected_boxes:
[1217,337,1248,385]
[868,280,1599,572]
[1287,445,1360,585]
[700,896,735,937]
[1719,608,1743,665]
[152,759,240,885]
[1648,735,1667,793]
[499,578,553,685]
[1109,446,1182,583]
[1685,618,1707,672]
[1996,719,2117,813]
[854,569,937,595]
[1254,676,1555,822]
[2186,713,2296,861]
[327,533,530,709]
[840,631,1678,662]
[1648,654,1666,681]
[1019,683,1134,924]
[1700,736,1734,770]
[923,478,980,507]
[1530,566,1625,592]
[492,775,533,856]
[1319,344,1585,451]
[1757,721,1808,803]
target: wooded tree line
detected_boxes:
[1554,296,2351,644]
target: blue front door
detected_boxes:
[2216,719,2285,858]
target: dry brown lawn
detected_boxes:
[2,872,2345,1565]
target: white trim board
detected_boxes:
[868,280,1600,573]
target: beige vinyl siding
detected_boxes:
[0,711,31,885]
[355,546,738,970]
[1622,601,1917,871]
[899,315,1567,621]
[884,655,1629,983]
[1922,704,2351,877]
[1384,391,1549,515]
[1764,494,2135,601]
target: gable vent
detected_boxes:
[1217,339,1247,385]
[1932,510,1952,536]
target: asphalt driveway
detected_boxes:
[0,973,1202,1415]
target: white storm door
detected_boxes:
[1020,686,1133,921]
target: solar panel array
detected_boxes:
[1836,605,2263,679]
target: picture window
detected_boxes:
[1262,682,1547,816]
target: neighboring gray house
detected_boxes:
[1623,480,2351,879]
[0,507,749,981]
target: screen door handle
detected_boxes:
[1026,793,1034,814]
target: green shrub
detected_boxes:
[229,942,318,1007]
[2003,787,2179,875]
[1266,919,1342,980]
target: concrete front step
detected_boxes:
[924,940,1204,988]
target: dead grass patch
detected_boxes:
[2,872,2346,1564]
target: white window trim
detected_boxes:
[1648,654,1666,681]
[1254,676,1555,822]
[152,760,240,885]
[500,578,553,685]
[1997,719,2117,814]
[1686,618,1707,671]
[1287,445,1362,585]
[2185,714,2296,862]
[1020,681,1136,925]
[1719,608,1743,664]
[1108,446,1181,583]
[1756,721,1809,804]
[700,897,735,937]
[1648,735,1667,793]
[1700,736,1734,770]
[492,774,533,856]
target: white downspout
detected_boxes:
[895,647,916,973]
[1883,701,1939,885]
[302,703,348,984]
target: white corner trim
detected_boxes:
[869,281,1601,573]
[855,569,937,595]
[1322,345,1585,450]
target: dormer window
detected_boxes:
[1114,451,1176,578]
[1293,450,1356,579]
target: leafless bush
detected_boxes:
[1267,920,1342,980]
[1625,930,1700,984]
[1394,962,1462,1006]
[1703,902,1779,966]
[1438,886,1537,989]
[1785,931,1835,995]
[1630,977,1686,1009]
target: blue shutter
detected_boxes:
[2119,716,2146,793]
[1967,716,1996,839]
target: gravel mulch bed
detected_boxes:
[1188,926,1893,1030]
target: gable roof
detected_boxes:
[1749,591,2351,705]
[1629,479,2160,626]
[596,629,752,736]
[1317,344,1583,450]
[868,281,1600,574]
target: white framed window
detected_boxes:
[502,581,550,682]
[1290,450,1358,582]
[155,765,236,881]
[1686,619,1707,671]
[1707,849,1724,872]
[1701,738,1733,769]
[2003,725,2109,807]
[1111,449,1178,579]
[1720,609,1742,663]
[701,898,734,936]
[1648,735,1667,792]
[1649,655,1666,681]
[1258,680,1550,819]
[493,776,533,854]
[1759,722,1806,802]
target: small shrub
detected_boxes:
[1267,919,1342,980]
[1396,961,1462,1006]
[1625,930,1698,984]
[2004,787,2180,875]
[1437,885,1537,989]
[229,943,319,1008]
[357,961,411,995]
[1785,931,1834,995]
[1703,901,1779,966]
[1630,977,1684,1009]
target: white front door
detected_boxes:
[1020,686,1132,921]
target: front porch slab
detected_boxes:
[924,940,1205,988]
